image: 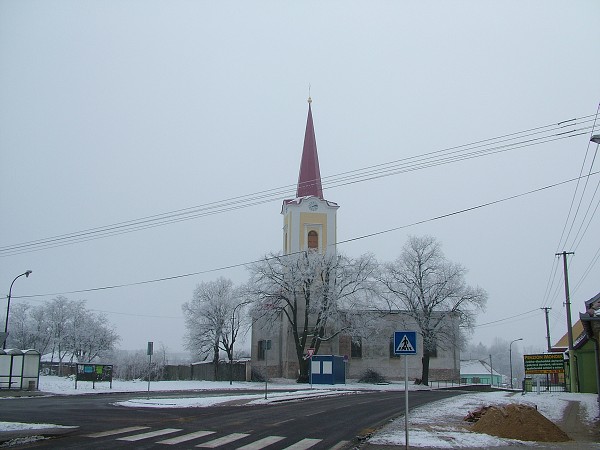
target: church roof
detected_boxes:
[295,99,323,199]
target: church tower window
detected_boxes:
[308,230,318,250]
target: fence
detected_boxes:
[525,377,566,393]
[162,361,251,382]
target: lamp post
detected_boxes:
[229,301,249,385]
[3,270,32,349]
[509,338,523,389]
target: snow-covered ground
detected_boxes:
[369,390,599,448]
[1,376,598,448]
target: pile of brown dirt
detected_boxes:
[470,404,570,442]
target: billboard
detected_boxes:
[523,353,565,374]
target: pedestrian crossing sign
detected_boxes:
[394,331,417,355]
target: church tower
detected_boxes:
[281,98,339,255]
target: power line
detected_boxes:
[13,170,599,301]
[539,107,600,310]
[474,308,539,328]
[1,115,594,257]
[570,142,600,251]
[572,244,600,295]
[554,105,600,252]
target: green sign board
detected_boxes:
[75,364,113,389]
[523,353,564,374]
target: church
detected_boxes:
[250,99,460,382]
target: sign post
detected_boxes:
[394,331,417,450]
[306,348,315,389]
[147,341,153,394]
[343,354,349,385]
[263,340,271,399]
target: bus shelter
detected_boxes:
[0,349,41,390]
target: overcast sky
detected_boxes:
[1,1,599,358]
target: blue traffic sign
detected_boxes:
[394,331,417,355]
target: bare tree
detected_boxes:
[29,304,52,353]
[182,277,244,379]
[7,297,118,367]
[74,314,120,362]
[6,303,34,349]
[46,296,73,374]
[379,236,487,385]
[248,251,376,382]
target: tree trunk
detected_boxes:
[212,341,219,381]
[297,358,309,383]
[421,352,430,386]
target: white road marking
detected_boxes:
[328,441,349,450]
[236,435,286,449]
[157,430,215,444]
[281,438,322,449]
[196,433,250,447]
[83,426,150,438]
[117,428,182,441]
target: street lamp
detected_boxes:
[509,338,523,389]
[229,301,250,385]
[591,134,600,144]
[3,270,32,349]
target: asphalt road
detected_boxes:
[0,389,464,449]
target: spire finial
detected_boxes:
[308,84,312,104]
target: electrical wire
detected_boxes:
[553,105,600,252]
[539,105,600,310]
[1,115,594,257]
[474,308,539,328]
[13,170,599,302]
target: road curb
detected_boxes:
[0,426,78,444]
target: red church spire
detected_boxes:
[296,97,323,199]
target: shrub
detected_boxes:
[251,368,266,382]
[358,369,388,384]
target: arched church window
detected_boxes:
[308,230,318,249]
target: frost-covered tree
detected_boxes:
[45,296,74,373]
[182,277,247,379]
[6,297,119,370]
[72,313,120,362]
[6,303,35,349]
[379,236,487,385]
[248,251,377,382]
[29,304,52,353]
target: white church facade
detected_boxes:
[250,100,460,382]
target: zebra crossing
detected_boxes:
[83,426,347,449]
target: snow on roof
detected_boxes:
[460,359,501,376]
[40,352,79,363]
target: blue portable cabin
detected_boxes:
[310,355,346,385]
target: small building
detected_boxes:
[549,292,600,394]
[310,355,345,385]
[579,292,600,396]
[460,359,502,386]
[0,349,41,390]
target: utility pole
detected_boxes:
[541,307,552,390]
[541,307,552,352]
[556,251,575,392]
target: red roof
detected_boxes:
[295,102,323,199]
